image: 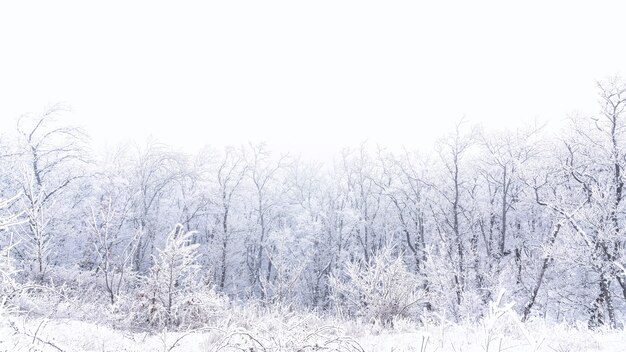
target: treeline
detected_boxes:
[2,78,626,330]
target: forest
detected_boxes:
[2,78,626,351]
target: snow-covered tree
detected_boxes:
[140,224,201,328]
[13,105,89,279]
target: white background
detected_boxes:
[1,1,626,159]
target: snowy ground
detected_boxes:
[2,312,626,352]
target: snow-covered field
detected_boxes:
[2,311,626,352]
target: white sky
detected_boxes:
[2,1,626,158]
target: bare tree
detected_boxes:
[214,147,247,291]
[128,140,184,273]
[245,144,290,298]
[89,196,142,304]
[13,105,88,279]
[338,145,383,263]
[432,120,475,316]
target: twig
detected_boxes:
[9,320,65,352]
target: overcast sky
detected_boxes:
[2,1,626,158]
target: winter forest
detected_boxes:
[3,78,626,351]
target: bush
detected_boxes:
[132,224,227,330]
[329,247,425,325]
[0,244,18,299]
[0,196,21,313]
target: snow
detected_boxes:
[2,314,626,352]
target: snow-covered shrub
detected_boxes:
[168,287,228,329]
[133,224,226,330]
[329,247,426,325]
[0,196,21,308]
[0,246,19,337]
[0,244,18,300]
[130,285,227,331]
